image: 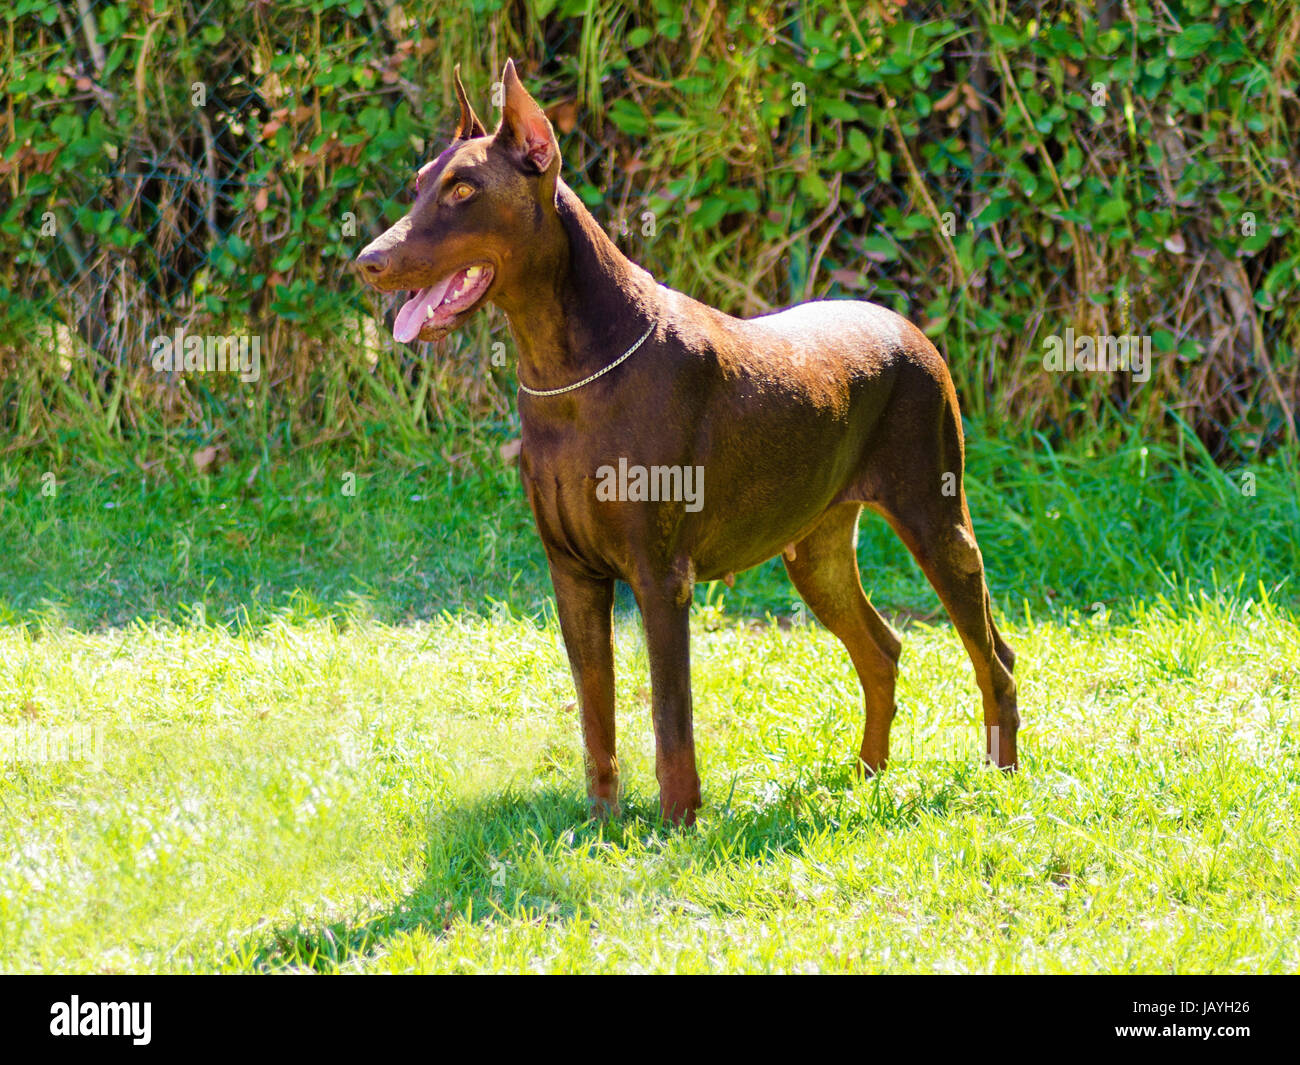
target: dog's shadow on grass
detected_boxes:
[235,766,974,972]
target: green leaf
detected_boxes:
[799,170,830,205]
[987,23,1021,49]
[863,234,898,260]
[1170,24,1218,58]
[818,98,857,121]
[1098,28,1124,55]
[976,197,1014,224]
[607,99,648,136]
[847,127,871,162]
[1096,198,1128,226]
[694,197,728,228]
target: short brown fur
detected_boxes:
[356,61,1019,825]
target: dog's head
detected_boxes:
[353,59,562,342]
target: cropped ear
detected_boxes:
[495,58,560,186]
[452,64,486,140]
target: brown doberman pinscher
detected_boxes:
[355,60,1019,825]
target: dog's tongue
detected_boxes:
[393,276,455,342]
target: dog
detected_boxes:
[355,60,1019,825]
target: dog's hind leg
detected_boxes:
[868,395,1019,770]
[784,503,903,773]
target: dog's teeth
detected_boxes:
[425,305,435,319]
[465,266,481,279]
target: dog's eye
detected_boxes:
[449,182,475,202]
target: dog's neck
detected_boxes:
[495,180,662,397]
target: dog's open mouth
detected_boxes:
[392,263,494,342]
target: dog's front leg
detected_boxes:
[634,578,701,826]
[549,565,619,815]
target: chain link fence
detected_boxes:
[20,2,271,351]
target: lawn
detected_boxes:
[1,425,1297,973]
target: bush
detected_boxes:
[1,0,1296,461]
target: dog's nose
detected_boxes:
[354,248,390,281]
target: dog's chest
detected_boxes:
[518,425,692,577]
[519,431,619,568]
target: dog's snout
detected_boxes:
[354,247,390,281]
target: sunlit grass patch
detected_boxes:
[2,590,1296,973]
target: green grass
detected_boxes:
[2,596,1297,973]
[1,423,1297,973]
[2,420,1296,628]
